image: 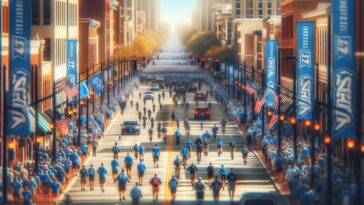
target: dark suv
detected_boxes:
[121,121,140,135]
[194,105,210,120]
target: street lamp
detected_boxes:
[324,135,331,144]
[267,110,273,117]
[290,117,296,124]
[279,114,285,121]
[304,120,311,127]
[361,144,364,153]
[347,138,355,150]
[49,123,54,130]
[314,123,320,131]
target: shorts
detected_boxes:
[126,165,132,169]
[89,176,95,181]
[72,164,79,169]
[153,156,159,161]
[112,170,118,174]
[99,179,106,184]
[196,191,204,199]
[207,173,214,179]
[170,189,177,194]
[228,182,236,191]
[138,171,145,177]
[152,187,160,193]
[81,179,87,184]
[118,185,126,192]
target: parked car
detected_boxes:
[194,92,206,101]
[239,192,278,205]
[143,91,154,100]
[194,104,210,120]
[150,84,159,91]
[121,121,140,135]
[188,85,198,93]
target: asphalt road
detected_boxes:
[59,34,287,205]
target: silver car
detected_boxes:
[121,121,140,135]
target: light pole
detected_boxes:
[287,55,298,162]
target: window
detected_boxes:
[236,8,241,18]
[276,0,281,15]
[246,0,254,18]
[43,38,51,61]
[267,0,272,16]
[32,0,40,25]
[258,0,263,18]
[44,0,51,25]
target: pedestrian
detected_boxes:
[133,144,139,159]
[111,156,120,180]
[149,174,162,202]
[138,111,142,121]
[152,144,160,168]
[70,150,80,177]
[51,179,62,201]
[88,164,96,191]
[229,138,236,160]
[207,163,215,184]
[173,156,182,178]
[286,164,298,197]
[22,185,33,205]
[242,144,249,165]
[130,183,143,205]
[169,176,178,202]
[194,177,206,205]
[124,153,134,180]
[11,177,22,200]
[80,165,88,191]
[143,106,147,115]
[139,144,145,160]
[227,168,237,201]
[137,159,146,185]
[142,115,147,128]
[187,162,199,186]
[92,139,98,156]
[219,165,228,190]
[115,169,128,201]
[180,146,189,168]
[210,175,223,203]
[97,163,107,192]
[136,102,139,112]
[200,121,204,130]
[112,142,121,159]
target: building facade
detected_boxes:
[233,0,281,19]
[197,0,232,32]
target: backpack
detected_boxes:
[152,178,159,186]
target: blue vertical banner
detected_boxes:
[79,81,90,99]
[296,22,315,120]
[7,0,31,136]
[89,73,103,94]
[265,40,278,108]
[67,40,78,87]
[332,0,356,138]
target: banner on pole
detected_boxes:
[265,40,278,108]
[7,0,31,136]
[89,73,103,94]
[296,22,315,120]
[80,81,90,99]
[67,40,78,87]
[332,0,356,138]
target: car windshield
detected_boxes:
[145,92,153,95]
[244,199,274,205]
[124,121,138,126]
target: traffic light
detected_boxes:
[200,57,205,68]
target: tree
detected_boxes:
[205,46,235,63]
[186,32,221,57]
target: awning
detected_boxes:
[29,107,52,135]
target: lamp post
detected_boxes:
[287,55,298,163]
[243,62,247,124]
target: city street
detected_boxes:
[60,35,287,205]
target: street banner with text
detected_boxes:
[80,81,90,99]
[7,0,31,136]
[67,40,78,87]
[296,22,315,120]
[89,73,103,94]
[332,0,356,138]
[265,40,278,108]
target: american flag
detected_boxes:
[56,120,69,136]
[254,95,266,113]
[245,84,256,95]
[267,114,278,129]
[65,85,79,99]
[273,91,279,109]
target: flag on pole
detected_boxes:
[274,91,279,109]
[267,114,278,129]
[56,120,69,136]
[245,83,256,95]
[65,85,79,99]
[254,95,266,113]
[79,81,90,99]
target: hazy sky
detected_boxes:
[160,0,197,26]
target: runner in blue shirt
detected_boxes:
[112,142,121,159]
[97,163,108,192]
[187,162,199,185]
[124,153,134,180]
[180,146,189,168]
[211,124,219,141]
[130,183,143,205]
[115,169,129,201]
[111,157,120,179]
[88,164,96,190]
[64,157,72,176]
[174,129,182,145]
[202,130,211,140]
[70,150,80,177]
[219,164,228,189]
[217,138,223,156]
[80,165,88,191]
[149,174,162,202]
[22,185,32,205]
[229,138,236,160]
[137,159,146,185]
[169,176,178,202]
[139,144,145,160]
[12,177,22,200]
[152,144,160,168]
[51,179,62,201]
[133,144,139,159]
[185,139,193,158]
[242,144,249,165]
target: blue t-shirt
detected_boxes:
[301,147,309,159]
[137,163,146,172]
[80,168,88,179]
[81,145,88,154]
[70,153,80,165]
[22,189,32,202]
[12,180,22,196]
[181,148,189,157]
[185,141,193,149]
[219,167,228,176]
[152,147,160,157]
[88,168,96,177]
[139,146,145,154]
[111,159,120,171]
[202,132,211,140]
[116,173,128,186]
[169,178,178,191]
[97,166,108,180]
[51,181,61,194]
[212,127,218,134]
[217,140,223,146]
[125,155,133,166]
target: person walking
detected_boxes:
[130,183,143,205]
[180,146,189,168]
[137,159,146,185]
[229,138,236,160]
[207,163,215,184]
[242,144,249,165]
[227,168,237,201]
[194,177,206,205]
[92,139,98,157]
[173,156,182,178]
[97,163,107,192]
[217,138,223,157]
[152,144,160,168]
[124,153,134,181]
[111,156,120,180]
[112,142,121,159]
[80,165,88,191]
[219,165,228,190]
[187,162,199,186]
[133,144,139,159]
[139,144,145,160]
[149,174,162,202]
[88,164,96,191]
[114,169,128,201]
[210,176,223,203]
[169,176,178,202]
[211,125,218,141]
[148,127,154,142]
